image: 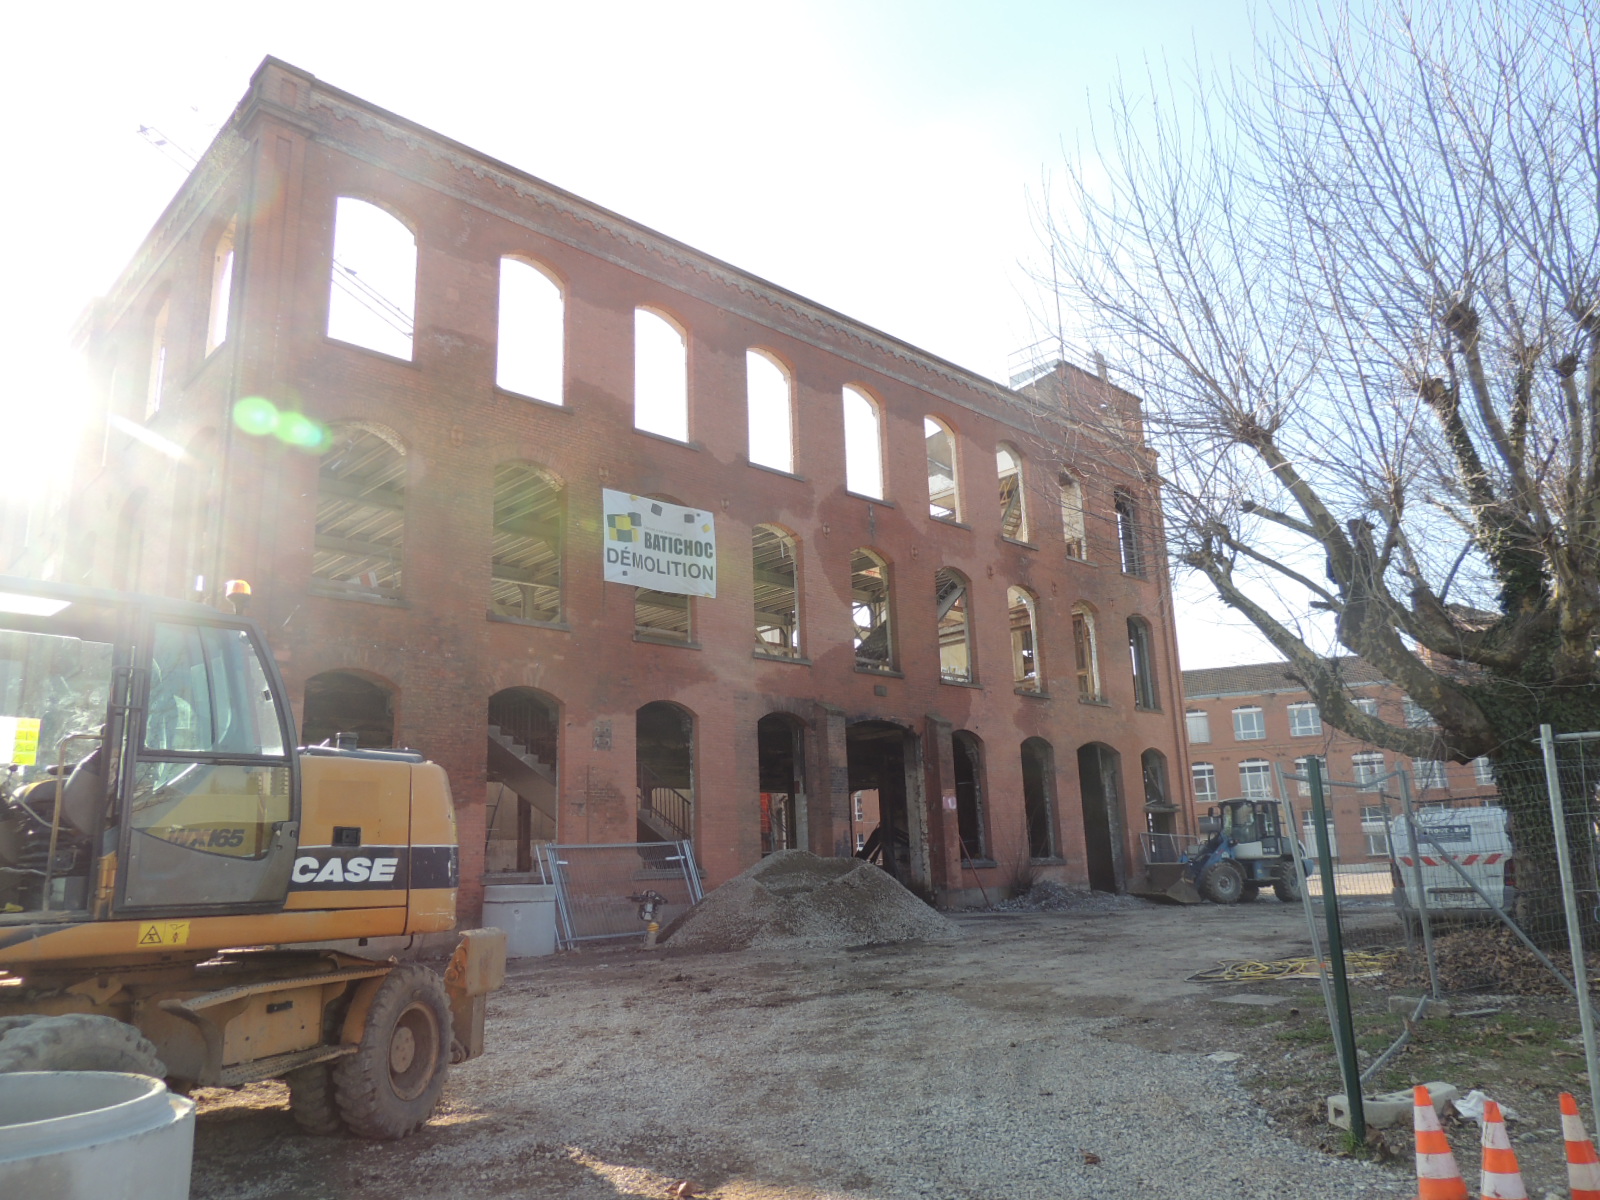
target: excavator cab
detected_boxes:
[0,576,300,923]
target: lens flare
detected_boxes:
[233,396,279,436]
[276,411,328,451]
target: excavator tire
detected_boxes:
[333,965,451,1139]
[1199,860,1244,905]
[0,1014,165,1076]
[1273,868,1303,904]
[287,1062,346,1135]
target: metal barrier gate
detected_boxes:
[538,841,702,948]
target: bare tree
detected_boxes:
[1043,0,1600,930]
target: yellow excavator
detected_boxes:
[0,575,504,1138]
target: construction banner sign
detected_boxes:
[601,489,717,598]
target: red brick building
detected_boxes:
[28,58,1191,916]
[1182,660,1499,863]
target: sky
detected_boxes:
[0,0,1284,669]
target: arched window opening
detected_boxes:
[851,549,894,671]
[206,216,237,355]
[147,297,170,420]
[635,308,688,441]
[997,443,1028,540]
[842,386,884,499]
[1059,472,1086,560]
[935,568,973,683]
[491,463,563,622]
[757,713,806,855]
[487,687,560,873]
[314,423,406,598]
[1008,586,1039,692]
[497,257,564,404]
[752,525,800,658]
[1115,489,1144,576]
[637,701,694,843]
[635,589,691,643]
[1128,616,1159,710]
[1142,748,1175,835]
[925,418,959,520]
[1072,605,1101,701]
[328,197,416,361]
[302,671,395,749]
[1021,737,1056,859]
[952,730,988,862]
[747,350,793,472]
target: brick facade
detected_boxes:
[46,58,1191,917]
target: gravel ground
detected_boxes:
[190,902,1411,1199]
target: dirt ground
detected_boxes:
[189,898,1414,1199]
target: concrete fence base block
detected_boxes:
[1328,1082,1460,1130]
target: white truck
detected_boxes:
[1390,805,1514,927]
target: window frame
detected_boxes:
[1232,706,1266,741]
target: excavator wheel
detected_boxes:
[1199,860,1244,905]
[0,1014,165,1076]
[1273,868,1303,904]
[333,965,451,1139]
[287,1062,346,1135]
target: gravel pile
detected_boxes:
[660,849,960,952]
[992,878,1152,913]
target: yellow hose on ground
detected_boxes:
[1187,949,1400,982]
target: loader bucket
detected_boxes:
[1133,862,1202,905]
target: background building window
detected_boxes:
[1412,758,1447,790]
[1294,755,1326,796]
[1232,706,1265,740]
[1239,759,1272,799]
[1352,752,1384,791]
[1361,804,1390,856]
[1473,756,1495,785]
[1303,816,1339,857]
[1186,710,1210,743]
[1191,762,1218,804]
[1288,702,1321,737]
[1354,697,1380,717]
[1403,699,1433,728]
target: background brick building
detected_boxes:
[25,58,1192,916]
[1182,659,1499,863]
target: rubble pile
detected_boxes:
[660,850,959,953]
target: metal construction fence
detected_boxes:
[538,840,702,949]
[1276,728,1600,1141]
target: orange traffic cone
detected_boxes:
[1561,1092,1600,1200]
[1479,1098,1527,1199]
[1413,1085,1468,1200]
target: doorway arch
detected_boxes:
[1077,742,1126,892]
[486,687,560,873]
[637,701,694,843]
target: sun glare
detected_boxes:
[1,350,92,505]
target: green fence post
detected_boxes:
[1310,756,1364,1143]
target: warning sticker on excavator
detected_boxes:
[137,921,191,947]
[0,716,41,766]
